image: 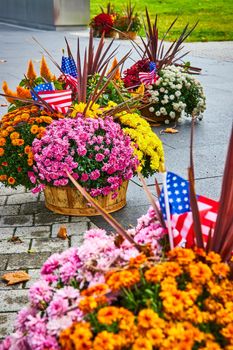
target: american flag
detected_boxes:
[31,82,54,100]
[64,74,78,92]
[37,90,72,114]
[139,61,157,85]
[159,172,219,248]
[61,56,77,78]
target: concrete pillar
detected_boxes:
[0,0,90,30]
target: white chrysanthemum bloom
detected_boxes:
[149,106,155,112]
[160,87,165,92]
[177,84,182,90]
[160,107,166,114]
[147,85,153,90]
[169,111,176,119]
[169,95,175,100]
[175,91,181,97]
[165,119,170,124]
[177,117,182,123]
[155,111,161,116]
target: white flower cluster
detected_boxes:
[146,65,206,124]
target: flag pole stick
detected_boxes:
[162,169,174,250]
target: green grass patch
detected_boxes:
[90,0,233,42]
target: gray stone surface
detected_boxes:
[0,186,25,196]
[34,213,69,225]
[15,225,51,239]
[70,234,84,247]
[0,313,17,338]
[0,227,15,240]
[0,205,20,216]
[31,238,69,253]
[24,269,41,288]
[7,192,38,205]
[51,222,88,237]
[0,256,8,271]
[20,201,50,215]
[0,196,6,205]
[7,252,51,270]
[0,290,29,312]
[0,239,31,254]
[0,215,33,227]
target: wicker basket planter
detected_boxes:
[93,29,118,38]
[44,181,129,216]
[118,31,137,40]
[140,105,180,124]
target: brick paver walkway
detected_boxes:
[0,184,96,338]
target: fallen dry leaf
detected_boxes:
[160,128,179,134]
[2,271,30,285]
[8,236,23,243]
[57,226,68,240]
[0,59,7,63]
[0,103,7,107]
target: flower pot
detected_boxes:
[43,181,129,216]
[140,105,180,124]
[118,31,137,40]
[93,29,118,38]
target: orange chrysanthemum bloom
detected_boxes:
[189,262,212,284]
[40,56,54,82]
[6,126,14,133]
[211,262,230,278]
[168,247,195,264]
[24,145,31,154]
[132,336,153,350]
[106,268,140,291]
[2,81,17,103]
[1,130,9,137]
[97,306,119,325]
[0,175,7,181]
[42,116,53,124]
[81,284,109,297]
[145,265,164,283]
[26,60,37,80]
[10,132,20,140]
[16,86,32,99]
[137,309,159,329]
[8,176,15,185]
[30,125,39,134]
[146,328,164,347]
[0,150,4,158]
[93,330,118,350]
[21,113,30,122]
[129,253,147,267]
[0,138,6,146]
[27,159,34,166]
[79,296,98,313]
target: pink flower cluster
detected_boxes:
[31,116,138,197]
[0,207,167,350]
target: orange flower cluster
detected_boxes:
[59,248,233,350]
[0,106,63,188]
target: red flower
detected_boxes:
[93,13,114,34]
[123,59,150,88]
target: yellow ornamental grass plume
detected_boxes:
[2,81,17,103]
[40,56,54,82]
[16,86,32,99]
[26,60,37,80]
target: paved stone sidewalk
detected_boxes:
[0,184,96,338]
